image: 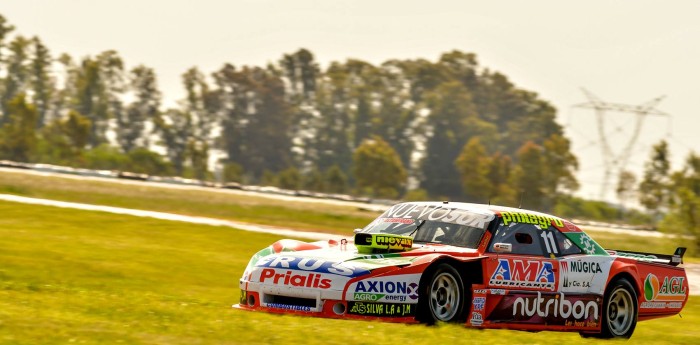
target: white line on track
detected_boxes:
[0,194,342,241]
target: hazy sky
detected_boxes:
[1,0,698,201]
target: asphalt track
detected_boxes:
[1,193,697,295]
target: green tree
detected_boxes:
[0,94,38,161]
[420,81,495,198]
[616,170,637,209]
[659,153,700,249]
[487,152,516,206]
[260,170,278,186]
[98,51,126,146]
[511,141,545,211]
[403,188,429,201]
[37,110,91,164]
[29,37,53,127]
[277,167,302,190]
[0,15,15,64]
[185,139,209,180]
[118,65,160,152]
[154,108,191,175]
[222,162,244,183]
[541,134,579,210]
[369,62,416,166]
[1,36,30,122]
[74,58,105,146]
[639,140,671,216]
[125,148,172,175]
[353,137,407,198]
[218,65,293,179]
[303,167,325,192]
[325,165,348,193]
[280,48,318,102]
[455,137,492,202]
[182,67,218,144]
[72,51,125,147]
[311,61,356,174]
[83,144,129,170]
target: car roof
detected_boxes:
[396,201,569,224]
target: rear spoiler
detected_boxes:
[607,247,686,266]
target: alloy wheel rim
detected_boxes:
[607,287,634,336]
[429,272,460,321]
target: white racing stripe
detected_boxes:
[0,194,343,241]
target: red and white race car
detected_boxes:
[234,202,688,338]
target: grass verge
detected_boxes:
[0,170,375,234]
[0,168,694,258]
[0,201,698,344]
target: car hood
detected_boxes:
[242,241,481,291]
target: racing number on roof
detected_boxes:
[489,215,582,257]
[541,231,558,255]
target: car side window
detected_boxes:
[552,228,583,256]
[488,223,545,256]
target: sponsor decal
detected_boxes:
[473,297,486,311]
[259,268,332,289]
[383,218,414,224]
[487,292,600,328]
[470,312,483,326]
[578,234,598,255]
[641,273,686,309]
[354,281,419,302]
[558,257,612,294]
[353,293,385,301]
[255,256,369,277]
[616,252,659,261]
[348,302,415,317]
[239,290,247,305]
[490,259,556,291]
[266,303,312,312]
[490,289,506,295]
[560,261,601,289]
[473,289,487,294]
[381,203,494,228]
[564,221,581,232]
[500,211,564,228]
[374,235,413,249]
[641,301,684,309]
[569,261,602,273]
[513,292,599,321]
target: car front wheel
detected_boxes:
[419,263,466,323]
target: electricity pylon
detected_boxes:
[573,89,668,200]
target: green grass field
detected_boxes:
[0,201,698,344]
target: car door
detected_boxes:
[478,216,602,331]
[484,222,559,292]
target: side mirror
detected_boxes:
[493,243,512,253]
[353,228,363,234]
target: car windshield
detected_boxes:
[360,217,487,249]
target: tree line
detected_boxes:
[633,140,700,249]
[0,14,579,210]
[4,12,699,246]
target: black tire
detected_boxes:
[598,278,638,338]
[417,263,467,324]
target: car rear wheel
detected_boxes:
[419,263,466,323]
[599,278,638,338]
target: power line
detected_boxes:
[573,88,669,200]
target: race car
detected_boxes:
[234,202,689,338]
